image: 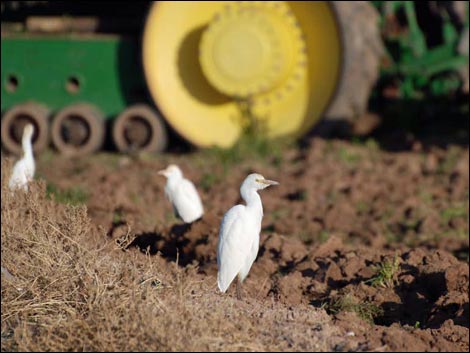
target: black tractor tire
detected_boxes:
[320,1,384,136]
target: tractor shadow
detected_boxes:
[306,95,469,153]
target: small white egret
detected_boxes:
[158,164,204,223]
[9,123,35,192]
[217,173,279,299]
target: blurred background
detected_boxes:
[1,1,468,156]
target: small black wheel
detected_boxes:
[1,101,50,156]
[112,104,168,153]
[51,103,105,156]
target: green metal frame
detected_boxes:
[1,35,147,119]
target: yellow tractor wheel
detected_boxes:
[142,1,381,148]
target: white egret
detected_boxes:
[217,173,279,299]
[158,164,204,223]
[9,123,35,192]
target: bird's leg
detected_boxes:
[236,277,242,300]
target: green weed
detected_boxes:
[327,294,383,324]
[200,172,221,192]
[337,147,361,165]
[112,209,125,226]
[440,203,468,225]
[271,208,290,221]
[356,201,370,214]
[46,183,88,206]
[351,137,380,151]
[297,231,313,245]
[365,254,400,288]
[199,99,293,173]
[318,230,329,243]
[437,146,461,174]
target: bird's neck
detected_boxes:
[22,134,33,161]
[167,174,182,189]
[242,189,263,216]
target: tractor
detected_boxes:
[1,1,468,156]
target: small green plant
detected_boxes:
[385,229,403,244]
[437,229,468,241]
[414,321,421,329]
[356,201,370,214]
[37,149,56,165]
[71,163,87,175]
[402,217,422,232]
[271,208,290,221]
[201,99,292,173]
[337,147,361,165]
[296,230,329,245]
[325,190,338,203]
[112,209,125,226]
[164,210,179,224]
[440,203,468,225]
[351,137,380,151]
[327,294,383,324]
[318,230,329,243]
[437,146,461,174]
[200,172,221,192]
[365,254,400,288]
[419,190,433,204]
[298,189,308,201]
[129,191,141,204]
[297,231,313,245]
[364,138,380,151]
[46,183,88,205]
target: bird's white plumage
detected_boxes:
[9,124,35,192]
[217,205,259,292]
[159,164,204,223]
[217,173,278,294]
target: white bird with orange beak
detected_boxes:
[9,123,35,192]
[217,173,279,299]
[158,164,204,223]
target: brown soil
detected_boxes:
[2,133,469,351]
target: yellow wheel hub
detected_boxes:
[200,2,304,98]
[143,1,341,148]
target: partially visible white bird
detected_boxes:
[9,123,35,192]
[158,164,204,223]
[217,173,279,299]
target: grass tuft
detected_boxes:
[365,254,400,288]
[46,182,88,205]
[199,99,293,173]
[326,293,383,324]
[440,203,468,225]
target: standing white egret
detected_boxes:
[158,164,204,223]
[217,173,279,299]
[9,123,35,192]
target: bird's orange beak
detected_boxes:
[260,179,279,186]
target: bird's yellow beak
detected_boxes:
[258,179,279,186]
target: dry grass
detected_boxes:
[1,158,343,351]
